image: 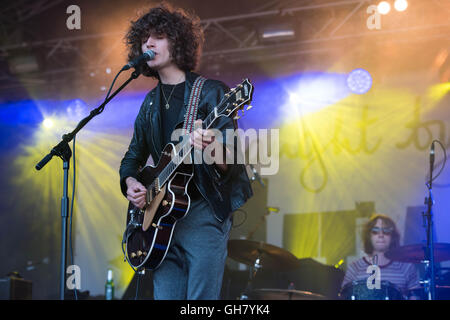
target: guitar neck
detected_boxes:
[157,106,222,188]
[157,79,253,189]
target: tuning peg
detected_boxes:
[247,105,253,111]
[234,114,241,120]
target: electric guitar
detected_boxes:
[122,79,254,270]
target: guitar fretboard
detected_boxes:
[155,79,252,190]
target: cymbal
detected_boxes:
[248,288,327,300]
[227,239,301,270]
[385,243,450,263]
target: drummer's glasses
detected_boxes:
[371,227,393,235]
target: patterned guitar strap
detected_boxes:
[182,75,207,134]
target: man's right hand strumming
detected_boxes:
[126,177,147,209]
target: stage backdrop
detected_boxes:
[1,67,449,299]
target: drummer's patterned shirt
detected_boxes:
[341,257,420,297]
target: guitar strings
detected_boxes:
[155,92,236,189]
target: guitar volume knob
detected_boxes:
[152,223,163,230]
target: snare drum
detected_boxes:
[339,280,404,300]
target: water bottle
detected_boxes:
[105,269,114,300]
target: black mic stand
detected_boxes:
[423,142,436,300]
[35,69,141,300]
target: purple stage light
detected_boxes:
[346,68,373,94]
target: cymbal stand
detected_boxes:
[239,251,263,300]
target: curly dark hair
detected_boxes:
[125,3,204,78]
[362,214,400,255]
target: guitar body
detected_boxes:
[124,143,193,270]
[122,78,253,271]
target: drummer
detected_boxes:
[341,214,421,299]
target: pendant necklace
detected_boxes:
[161,75,184,110]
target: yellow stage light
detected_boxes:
[42,118,54,129]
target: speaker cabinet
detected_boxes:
[0,276,32,300]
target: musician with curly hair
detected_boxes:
[119,3,253,300]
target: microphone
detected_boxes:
[121,50,155,71]
[428,141,435,188]
[372,254,378,266]
[430,141,435,168]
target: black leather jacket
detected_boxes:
[119,71,253,222]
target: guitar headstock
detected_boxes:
[217,79,254,120]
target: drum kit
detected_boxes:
[227,239,450,300]
[231,142,449,300]
[339,243,450,300]
[340,280,404,300]
[384,242,450,300]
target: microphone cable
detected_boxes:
[104,69,124,103]
[69,135,78,300]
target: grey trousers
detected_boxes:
[152,197,232,300]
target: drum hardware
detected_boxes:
[239,254,262,300]
[408,284,450,300]
[350,280,357,300]
[419,279,430,297]
[247,288,326,300]
[227,239,302,271]
[228,239,318,300]
[385,243,450,300]
[340,280,403,300]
